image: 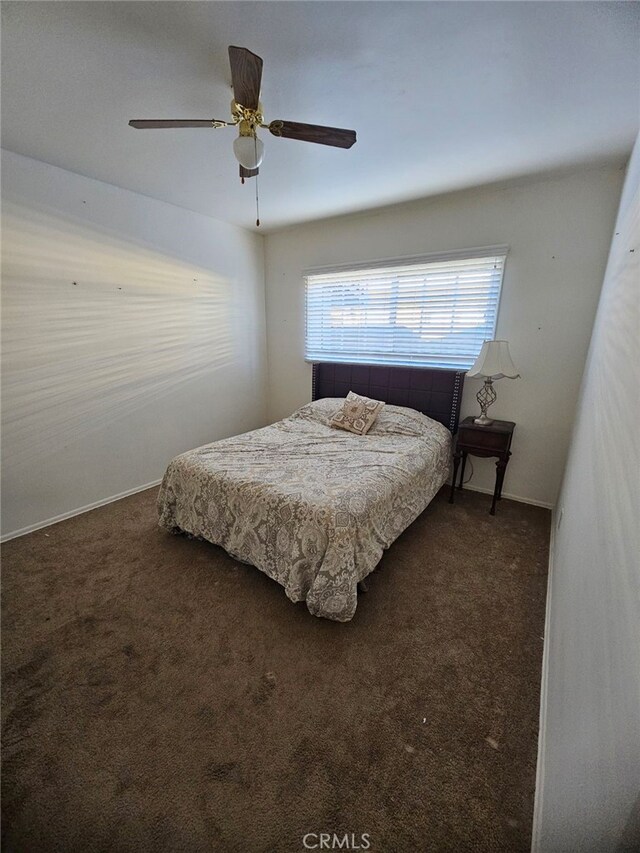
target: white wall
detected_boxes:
[534,138,640,851]
[1,150,266,538]
[264,165,624,507]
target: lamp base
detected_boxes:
[473,414,494,426]
[474,377,497,426]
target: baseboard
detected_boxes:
[461,483,554,510]
[530,508,556,852]
[1,478,163,543]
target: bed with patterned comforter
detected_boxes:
[157,398,452,621]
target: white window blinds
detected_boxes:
[304,247,507,370]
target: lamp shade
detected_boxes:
[233,135,264,170]
[467,340,520,379]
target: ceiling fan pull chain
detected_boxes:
[254,136,260,227]
[255,175,260,227]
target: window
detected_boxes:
[305,246,508,370]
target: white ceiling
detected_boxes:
[2,2,639,232]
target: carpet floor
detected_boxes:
[2,485,550,853]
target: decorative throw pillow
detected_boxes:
[330,391,385,435]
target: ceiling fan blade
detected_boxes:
[239,165,259,179]
[228,46,263,111]
[129,119,224,129]
[269,120,356,149]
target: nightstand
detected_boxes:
[449,416,516,515]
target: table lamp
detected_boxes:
[467,340,520,425]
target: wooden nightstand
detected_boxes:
[449,416,516,515]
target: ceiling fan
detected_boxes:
[129,46,357,183]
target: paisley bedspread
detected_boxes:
[157,398,452,621]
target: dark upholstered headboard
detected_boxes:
[312,362,465,433]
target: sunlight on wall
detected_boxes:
[1,202,237,519]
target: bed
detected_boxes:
[157,363,465,621]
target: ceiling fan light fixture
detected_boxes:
[129,46,357,218]
[233,134,264,170]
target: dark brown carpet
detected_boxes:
[2,486,550,853]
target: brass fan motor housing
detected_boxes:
[231,100,266,136]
